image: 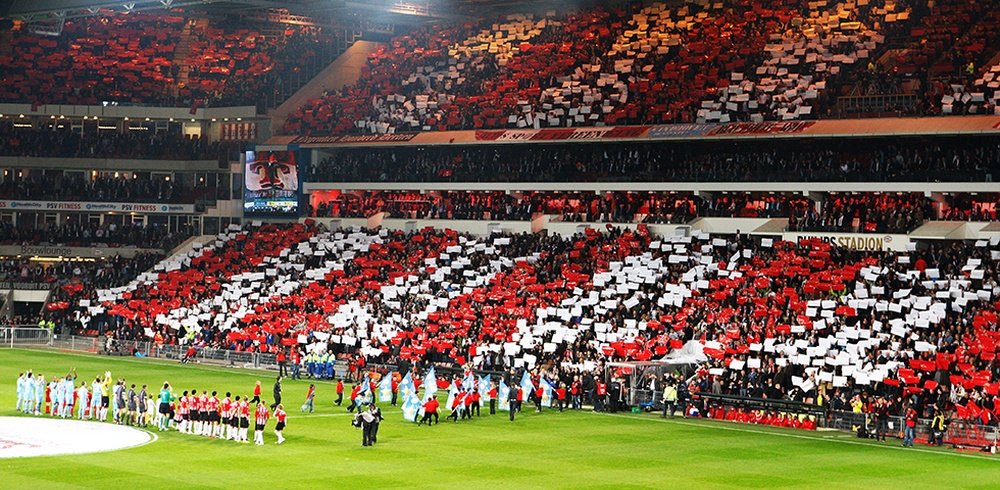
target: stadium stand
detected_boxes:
[0,13,342,109]
[0,121,237,161]
[66,221,1000,427]
[309,136,1000,182]
[286,0,922,134]
[6,0,1000,449]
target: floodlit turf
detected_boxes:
[2,348,1000,489]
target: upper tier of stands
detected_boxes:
[286,0,936,135]
[63,222,1000,423]
[0,13,342,110]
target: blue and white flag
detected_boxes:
[358,373,371,396]
[519,371,534,402]
[445,383,459,413]
[498,379,511,411]
[462,372,475,391]
[477,374,490,403]
[399,372,414,399]
[401,391,424,422]
[541,377,556,407]
[378,374,393,402]
[422,367,437,401]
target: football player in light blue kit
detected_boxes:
[77,382,90,419]
[33,374,45,415]
[61,375,74,417]
[90,376,103,420]
[15,372,25,412]
[50,377,62,417]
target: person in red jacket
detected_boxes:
[533,383,544,413]
[335,379,344,406]
[418,395,439,426]
[390,376,399,406]
[251,380,262,404]
[469,388,481,417]
[570,377,582,410]
[463,388,476,419]
[346,384,361,413]
[448,390,466,422]
[488,382,498,415]
[555,384,567,412]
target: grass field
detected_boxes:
[2,348,1000,489]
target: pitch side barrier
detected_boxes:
[0,327,53,348]
[826,410,999,449]
[36,335,280,371]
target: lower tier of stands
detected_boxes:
[37,220,1000,429]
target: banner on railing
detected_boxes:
[0,245,163,259]
[782,232,911,252]
[0,200,194,214]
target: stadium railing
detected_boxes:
[0,326,53,348]
[43,335,279,371]
[826,409,999,448]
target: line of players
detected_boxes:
[15,370,287,446]
[166,386,286,445]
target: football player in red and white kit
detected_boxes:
[220,393,233,441]
[206,391,220,438]
[178,390,190,433]
[237,396,251,443]
[197,390,210,436]
[273,404,287,444]
[253,401,270,446]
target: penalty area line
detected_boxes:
[590,412,1000,462]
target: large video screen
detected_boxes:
[244,150,300,216]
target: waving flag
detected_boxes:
[477,374,490,404]
[520,371,534,402]
[378,373,393,402]
[401,391,424,422]
[399,372,414,399]
[423,367,437,401]
[541,377,556,407]
[358,373,371,396]
[498,379,511,411]
[462,371,475,391]
[445,383,459,413]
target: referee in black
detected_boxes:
[270,376,282,410]
[507,382,519,422]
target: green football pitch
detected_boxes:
[2,348,1000,489]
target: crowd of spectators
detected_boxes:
[183,23,342,109]
[286,0,917,135]
[0,221,194,250]
[788,193,932,234]
[0,173,183,203]
[62,221,1000,435]
[311,190,1000,231]
[942,195,1000,222]
[312,191,701,224]
[0,13,343,110]
[311,137,1000,183]
[0,122,238,161]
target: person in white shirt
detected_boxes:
[77,384,90,419]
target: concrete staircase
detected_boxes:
[172,18,208,96]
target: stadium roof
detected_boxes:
[4,0,577,23]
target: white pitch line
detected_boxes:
[592,412,1000,462]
